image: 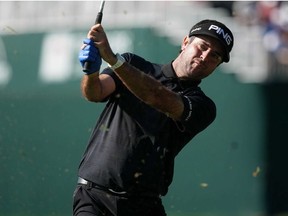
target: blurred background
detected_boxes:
[0,1,288,216]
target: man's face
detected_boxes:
[178,35,225,80]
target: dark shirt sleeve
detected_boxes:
[100,52,150,90]
[179,90,216,134]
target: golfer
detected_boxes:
[74,19,234,216]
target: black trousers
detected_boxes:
[73,185,167,216]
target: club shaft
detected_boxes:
[95,1,105,24]
[83,0,105,73]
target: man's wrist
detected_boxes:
[85,71,99,77]
[108,53,125,70]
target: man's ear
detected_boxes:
[181,36,190,51]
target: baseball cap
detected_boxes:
[189,19,234,62]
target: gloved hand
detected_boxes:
[79,38,102,75]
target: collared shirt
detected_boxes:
[78,53,216,196]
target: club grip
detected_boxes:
[83,12,103,73]
[83,62,92,73]
[95,12,103,24]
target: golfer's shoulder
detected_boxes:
[121,52,158,72]
[121,52,148,64]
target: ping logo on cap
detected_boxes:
[208,24,233,46]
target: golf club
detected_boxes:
[83,0,105,73]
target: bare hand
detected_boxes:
[87,24,117,65]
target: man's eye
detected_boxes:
[211,52,221,60]
[199,44,207,51]
[214,53,223,62]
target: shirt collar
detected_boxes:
[162,62,201,87]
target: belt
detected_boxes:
[77,177,160,198]
[78,177,127,195]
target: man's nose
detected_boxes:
[200,50,210,61]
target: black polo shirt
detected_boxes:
[78,53,216,196]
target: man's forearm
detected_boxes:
[81,73,102,102]
[113,63,184,120]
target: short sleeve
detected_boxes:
[179,90,216,133]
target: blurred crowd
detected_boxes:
[210,1,288,82]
